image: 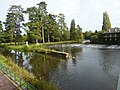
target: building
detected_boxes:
[102,27,120,45]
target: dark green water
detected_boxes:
[4,44,120,90]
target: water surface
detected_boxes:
[5,44,120,90]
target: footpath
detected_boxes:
[0,72,17,90]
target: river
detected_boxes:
[4,44,120,90]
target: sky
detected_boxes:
[0,0,120,32]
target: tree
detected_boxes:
[84,30,92,40]
[45,14,60,42]
[24,6,42,43]
[22,34,27,43]
[0,21,3,31]
[76,25,84,41]
[70,19,83,41]
[37,2,48,43]
[91,35,99,44]
[4,5,24,45]
[102,11,111,31]
[0,21,4,44]
[70,19,76,40]
[57,13,68,41]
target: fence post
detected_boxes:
[14,73,16,81]
[20,78,22,88]
[26,83,29,90]
[9,70,11,77]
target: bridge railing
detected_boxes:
[0,63,38,90]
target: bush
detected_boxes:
[91,35,99,44]
[23,45,30,51]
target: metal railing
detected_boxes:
[0,63,38,90]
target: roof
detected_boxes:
[109,27,120,32]
[103,27,120,34]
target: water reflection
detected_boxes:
[9,50,63,80]
[49,44,82,65]
[10,51,32,71]
[29,54,62,79]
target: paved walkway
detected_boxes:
[0,72,17,90]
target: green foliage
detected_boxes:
[57,13,69,41]
[91,35,99,44]
[4,5,24,45]
[76,25,84,41]
[102,11,111,31]
[45,14,60,42]
[90,30,104,44]
[84,30,93,40]
[0,22,5,43]
[70,19,83,41]
[37,2,48,43]
[22,45,30,51]
[1,1,83,44]
[70,19,76,40]
[0,21,3,31]
[46,41,79,45]
[24,6,42,43]
[7,45,24,51]
[21,34,27,42]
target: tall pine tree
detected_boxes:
[102,11,111,31]
[57,13,68,41]
[4,5,24,45]
[70,19,76,40]
[37,2,48,43]
[24,6,42,44]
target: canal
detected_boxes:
[2,44,120,90]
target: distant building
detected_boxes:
[102,27,120,45]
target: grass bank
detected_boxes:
[6,41,80,50]
[6,41,78,58]
[0,54,58,90]
[45,41,80,45]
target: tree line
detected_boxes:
[0,2,84,45]
[84,11,111,44]
[0,1,112,45]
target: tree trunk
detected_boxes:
[48,30,50,42]
[42,24,45,43]
[41,16,45,43]
[15,41,16,45]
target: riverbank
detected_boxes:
[5,41,78,58]
[0,54,58,90]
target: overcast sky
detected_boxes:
[0,0,120,32]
